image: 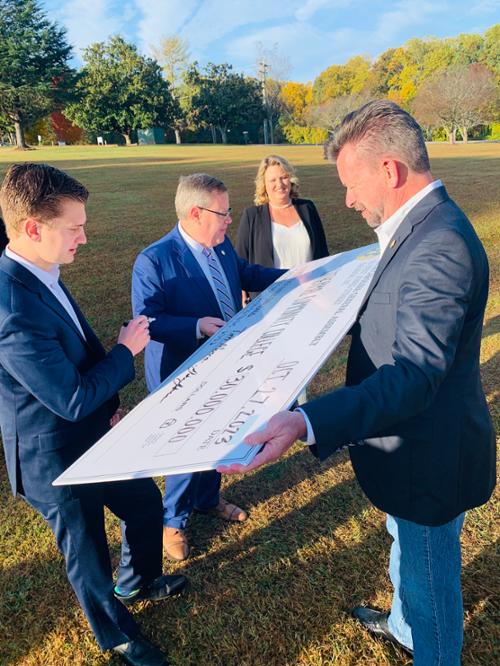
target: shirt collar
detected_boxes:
[5,246,60,287]
[177,222,207,256]
[374,179,442,256]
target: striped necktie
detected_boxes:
[202,248,236,321]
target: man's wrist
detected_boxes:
[295,407,316,446]
[196,319,204,339]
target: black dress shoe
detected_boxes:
[115,573,187,606]
[351,606,413,656]
[113,635,169,665]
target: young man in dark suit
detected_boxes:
[0,163,187,666]
[219,101,495,665]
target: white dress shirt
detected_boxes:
[5,247,86,339]
[374,180,442,256]
[299,179,443,445]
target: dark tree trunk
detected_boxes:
[14,119,27,149]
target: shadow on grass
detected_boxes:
[0,524,78,665]
[135,475,385,666]
[462,538,500,664]
[482,314,500,340]
[480,350,499,430]
[182,447,348,559]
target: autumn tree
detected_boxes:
[281,82,313,125]
[65,36,175,145]
[312,56,371,104]
[0,0,74,148]
[412,64,497,142]
[480,24,500,78]
[311,92,372,134]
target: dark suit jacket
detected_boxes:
[132,225,284,391]
[0,254,135,502]
[236,198,329,268]
[302,186,495,526]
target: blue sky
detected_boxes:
[41,0,500,82]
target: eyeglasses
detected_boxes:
[198,206,232,218]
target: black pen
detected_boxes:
[122,316,156,326]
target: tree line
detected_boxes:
[0,0,498,148]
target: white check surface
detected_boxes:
[54,244,379,486]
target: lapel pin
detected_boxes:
[389,239,397,249]
[221,250,226,256]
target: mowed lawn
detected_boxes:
[0,143,498,666]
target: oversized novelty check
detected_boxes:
[54,244,379,486]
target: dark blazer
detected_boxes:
[0,253,164,649]
[302,186,495,526]
[132,224,284,391]
[0,253,134,500]
[236,198,329,268]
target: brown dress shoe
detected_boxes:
[163,527,189,561]
[205,498,248,522]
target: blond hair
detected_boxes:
[254,155,300,206]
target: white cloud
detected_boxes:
[42,0,496,83]
[133,0,293,59]
[134,0,199,56]
[371,1,447,44]
[227,23,358,81]
[295,0,354,22]
[50,0,129,60]
[468,0,500,14]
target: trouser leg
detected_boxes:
[387,512,465,666]
[193,469,222,512]
[163,470,221,528]
[104,478,163,593]
[386,514,414,650]
[25,494,138,651]
[163,472,198,529]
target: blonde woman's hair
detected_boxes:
[254,155,300,206]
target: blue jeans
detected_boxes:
[386,512,465,665]
[163,469,221,530]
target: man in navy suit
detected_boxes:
[219,102,495,665]
[132,173,284,561]
[0,163,187,666]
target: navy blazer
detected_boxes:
[132,225,283,391]
[0,254,135,502]
[236,198,329,267]
[302,186,496,526]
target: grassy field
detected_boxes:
[0,143,498,666]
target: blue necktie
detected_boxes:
[202,248,236,321]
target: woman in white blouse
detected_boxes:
[236,154,329,301]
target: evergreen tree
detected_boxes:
[0,0,74,148]
[65,36,175,145]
